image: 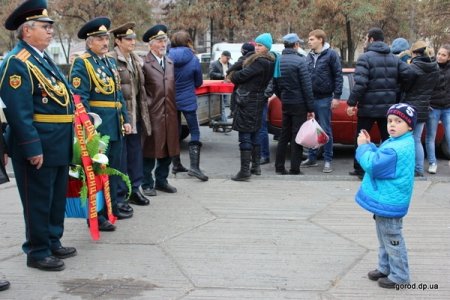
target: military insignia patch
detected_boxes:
[72,77,81,88]
[9,75,21,89]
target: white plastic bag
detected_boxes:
[295,119,329,149]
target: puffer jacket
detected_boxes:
[273,48,314,111]
[355,131,415,218]
[168,46,203,112]
[402,55,440,122]
[230,52,275,132]
[348,41,410,118]
[307,43,343,99]
[429,61,450,109]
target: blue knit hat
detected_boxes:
[255,33,273,51]
[387,103,417,129]
[391,38,410,55]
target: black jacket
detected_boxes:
[347,41,409,118]
[0,123,9,184]
[306,44,343,99]
[230,52,275,132]
[429,62,450,109]
[402,56,440,122]
[209,59,231,80]
[273,48,314,111]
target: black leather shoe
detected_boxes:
[51,246,77,259]
[368,269,388,281]
[27,256,65,271]
[276,168,288,175]
[117,202,134,213]
[129,191,150,206]
[113,210,133,220]
[289,169,303,175]
[0,280,10,291]
[155,183,177,193]
[99,220,116,231]
[378,277,397,289]
[142,187,157,197]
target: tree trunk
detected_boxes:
[346,17,354,63]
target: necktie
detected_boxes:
[160,59,164,70]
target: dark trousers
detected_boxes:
[275,104,307,172]
[12,159,68,260]
[178,111,200,142]
[142,156,172,189]
[353,116,389,171]
[238,131,260,151]
[100,139,121,216]
[118,124,144,196]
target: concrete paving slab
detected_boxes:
[164,218,365,291]
[181,288,327,300]
[330,250,449,299]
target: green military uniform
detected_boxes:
[0,11,73,262]
[69,17,129,220]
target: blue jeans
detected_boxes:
[259,104,270,159]
[413,122,425,174]
[375,215,410,284]
[221,95,229,122]
[179,110,200,142]
[309,97,333,162]
[238,131,260,151]
[426,108,450,164]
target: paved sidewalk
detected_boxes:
[1,175,449,299]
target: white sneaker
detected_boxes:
[428,163,437,174]
[323,161,333,173]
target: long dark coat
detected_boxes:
[142,52,180,158]
[230,52,275,132]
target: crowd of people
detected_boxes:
[0,0,449,293]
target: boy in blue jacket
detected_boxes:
[355,103,417,289]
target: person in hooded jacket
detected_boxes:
[228,33,275,181]
[167,31,207,181]
[391,38,411,63]
[347,27,409,178]
[425,44,450,174]
[401,41,440,176]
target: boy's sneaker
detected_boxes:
[368,269,388,281]
[428,163,437,174]
[301,159,318,167]
[323,161,333,173]
[378,277,397,289]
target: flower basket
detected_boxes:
[65,176,104,218]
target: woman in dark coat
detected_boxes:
[167,31,207,181]
[229,33,275,181]
[425,44,450,174]
[402,40,440,176]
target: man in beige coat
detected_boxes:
[109,22,152,206]
[141,24,180,195]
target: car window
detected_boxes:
[341,74,350,100]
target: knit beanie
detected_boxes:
[386,103,417,129]
[255,33,273,51]
[391,38,410,54]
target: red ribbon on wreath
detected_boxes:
[73,95,116,240]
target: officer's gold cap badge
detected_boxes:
[9,75,21,89]
[99,25,107,31]
[72,77,81,89]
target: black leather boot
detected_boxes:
[231,150,252,181]
[172,155,188,174]
[251,145,261,175]
[187,141,208,181]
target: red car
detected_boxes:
[267,68,450,158]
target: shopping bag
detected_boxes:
[295,119,329,149]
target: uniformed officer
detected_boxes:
[69,17,133,228]
[0,0,76,271]
[109,22,152,206]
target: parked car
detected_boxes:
[267,68,450,158]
